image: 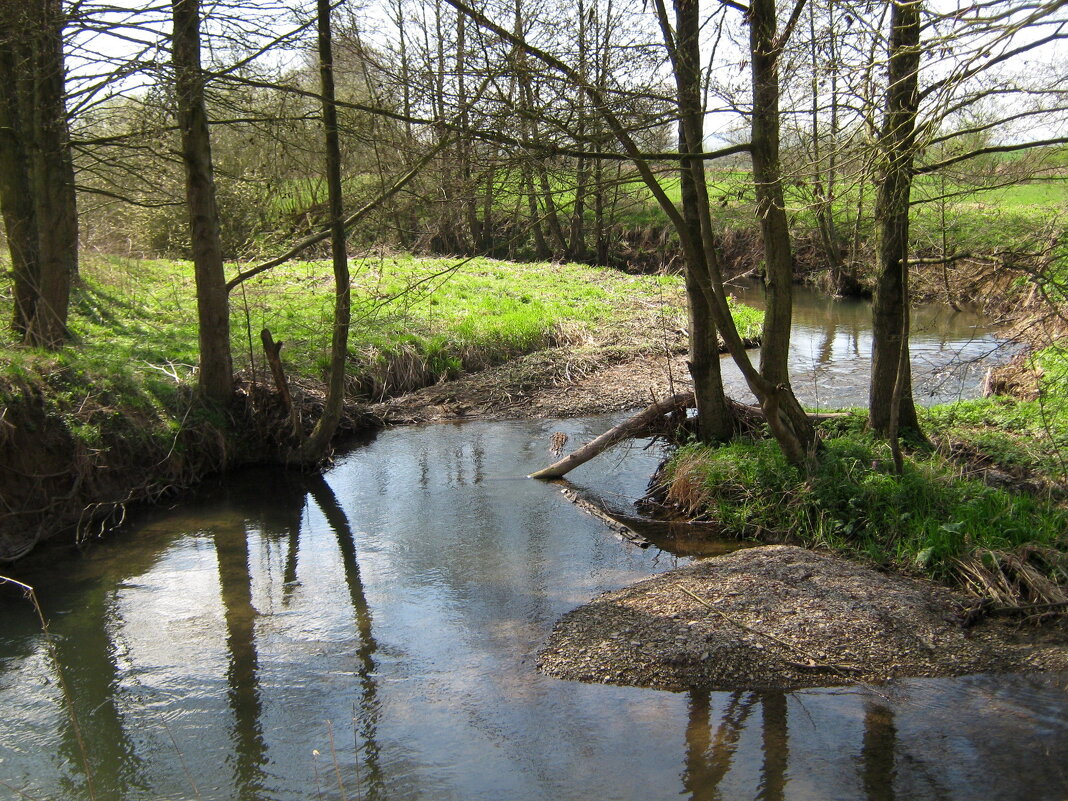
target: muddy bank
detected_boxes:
[0,378,378,562]
[0,343,683,562]
[537,545,1068,691]
[373,346,690,423]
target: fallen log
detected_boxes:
[528,391,694,479]
[560,487,651,549]
[529,391,851,480]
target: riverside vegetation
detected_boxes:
[0,253,763,560]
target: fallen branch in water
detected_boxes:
[529,392,849,480]
[560,487,651,549]
[529,391,694,479]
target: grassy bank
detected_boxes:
[0,253,763,559]
[660,392,1068,605]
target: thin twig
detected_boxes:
[679,586,864,678]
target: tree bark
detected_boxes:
[0,0,77,348]
[745,0,817,463]
[748,0,794,389]
[300,0,351,461]
[673,0,733,443]
[28,0,77,349]
[869,0,922,438]
[171,0,233,403]
[0,17,38,338]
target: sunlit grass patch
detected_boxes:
[662,430,1068,590]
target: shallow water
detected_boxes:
[2,418,1066,801]
[1,296,1061,801]
[723,281,1011,408]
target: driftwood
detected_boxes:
[529,391,850,480]
[529,391,695,479]
[260,328,302,439]
[560,487,651,549]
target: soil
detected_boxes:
[537,545,1068,692]
[372,346,691,424]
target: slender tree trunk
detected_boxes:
[455,13,481,250]
[748,0,793,389]
[744,0,816,459]
[301,0,351,460]
[672,0,732,442]
[869,0,921,438]
[0,18,38,337]
[567,0,590,262]
[171,0,233,403]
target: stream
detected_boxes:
[2,294,1065,801]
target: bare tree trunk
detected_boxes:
[567,0,590,262]
[27,0,76,348]
[869,0,921,438]
[748,0,793,389]
[672,0,732,442]
[171,0,233,403]
[0,0,76,348]
[301,0,351,461]
[0,18,38,338]
[745,0,816,460]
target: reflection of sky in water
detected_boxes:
[2,424,1065,799]
[724,281,1015,409]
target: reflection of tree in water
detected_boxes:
[307,475,385,801]
[684,690,758,801]
[214,522,268,801]
[213,470,311,800]
[51,585,145,800]
[683,691,902,801]
[758,693,787,801]
[861,701,897,801]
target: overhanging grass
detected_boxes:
[664,431,1068,584]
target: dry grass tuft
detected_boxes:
[955,545,1068,612]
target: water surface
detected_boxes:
[1,295,1060,801]
[724,281,1011,408]
[2,417,1066,801]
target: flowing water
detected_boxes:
[2,296,1065,801]
[722,281,1011,408]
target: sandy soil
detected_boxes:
[537,545,1068,691]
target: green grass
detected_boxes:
[921,344,1068,483]
[0,254,768,438]
[664,428,1068,584]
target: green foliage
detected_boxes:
[921,348,1068,484]
[665,430,1068,581]
[1,253,754,415]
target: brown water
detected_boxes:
[1,299,1063,801]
